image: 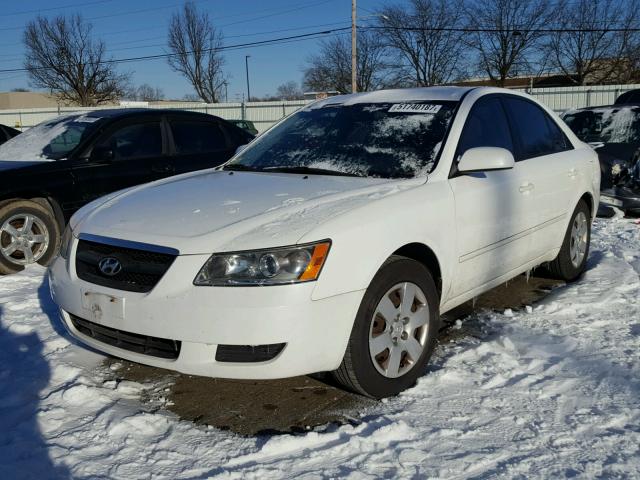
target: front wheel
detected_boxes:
[332,255,440,398]
[546,199,591,281]
[0,200,60,274]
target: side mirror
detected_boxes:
[457,147,515,173]
[91,145,114,162]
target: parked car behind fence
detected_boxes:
[227,119,259,136]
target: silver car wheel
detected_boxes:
[569,211,588,268]
[0,213,50,265]
[368,281,430,379]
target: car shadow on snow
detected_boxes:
[38,275,101,353]
[102,275,566,438]
[37,275,70,340]
[0,303,71,479]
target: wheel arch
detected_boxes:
[0,196,66,232]
[392,242,443,299]
[579,191,595,219]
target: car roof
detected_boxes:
[82,108,219,120]
[566,104,640,112]
[310,86,476,108]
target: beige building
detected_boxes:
[0,91,61,109]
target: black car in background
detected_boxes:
[615,89,640,105]
[0,124,20,145]
[562,105,640,214]
[228,119,259,136]
[0,109,253,273]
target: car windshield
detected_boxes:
[225,101,457,178]
[563,106,640,144]
[0,114,102,161]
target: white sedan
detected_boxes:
[49,87,600,398]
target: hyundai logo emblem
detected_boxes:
[98,257,122,276]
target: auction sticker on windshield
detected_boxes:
[388,103,442,114]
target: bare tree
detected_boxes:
[23,15,129,106]
[377,0,469,86]
[465,0,554,86]
[303,31,387,93]
[182,93,202,102]
[276,81,303,100]
[545,0,640,85]
[167,2,226,103]
[126,83,165,101]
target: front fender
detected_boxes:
[303,181,455,304]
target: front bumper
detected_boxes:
[600,187,640,212]
[49,252,364,379]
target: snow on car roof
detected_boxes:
[309,86,475,109]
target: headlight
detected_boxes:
[193,241,331,286]
[59,226,73,260]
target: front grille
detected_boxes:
[69,314,181,360]
[215,343,286,363]
[75,238,176,293]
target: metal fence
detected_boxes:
[2,83,640,132]
[0,99,311,133]
[526,83,640,111]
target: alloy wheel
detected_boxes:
[569,211,588,268]
[368,281,430,379]
[0,213,50,265]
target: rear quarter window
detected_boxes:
[170,121,229,154]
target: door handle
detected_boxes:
[519,182,534,193]
[568,168,578,179]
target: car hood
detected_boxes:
[74,169,425,254]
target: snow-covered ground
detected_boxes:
[1,217,639,479]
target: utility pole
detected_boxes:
[245,55,251,102]
[351,0,357,93]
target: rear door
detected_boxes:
[71,116,168,205]
[502,96,578,256]
[449,95,537,297]
[167,116,238,174]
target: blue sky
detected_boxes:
[0,0,387,100]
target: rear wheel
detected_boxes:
[546,199,591,281]
[333,255,440,398]
[0,200,60,274]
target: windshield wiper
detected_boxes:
[221,163,263,172]
[261,165,364,177]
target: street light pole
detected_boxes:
[245,55,251,102]
[351,0,357,93]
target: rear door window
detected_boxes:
[503,97,571,160]
[170,121,228,154]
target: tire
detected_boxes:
[332,255,440,398]
[0,200,60,275]
[546,199,591,282]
